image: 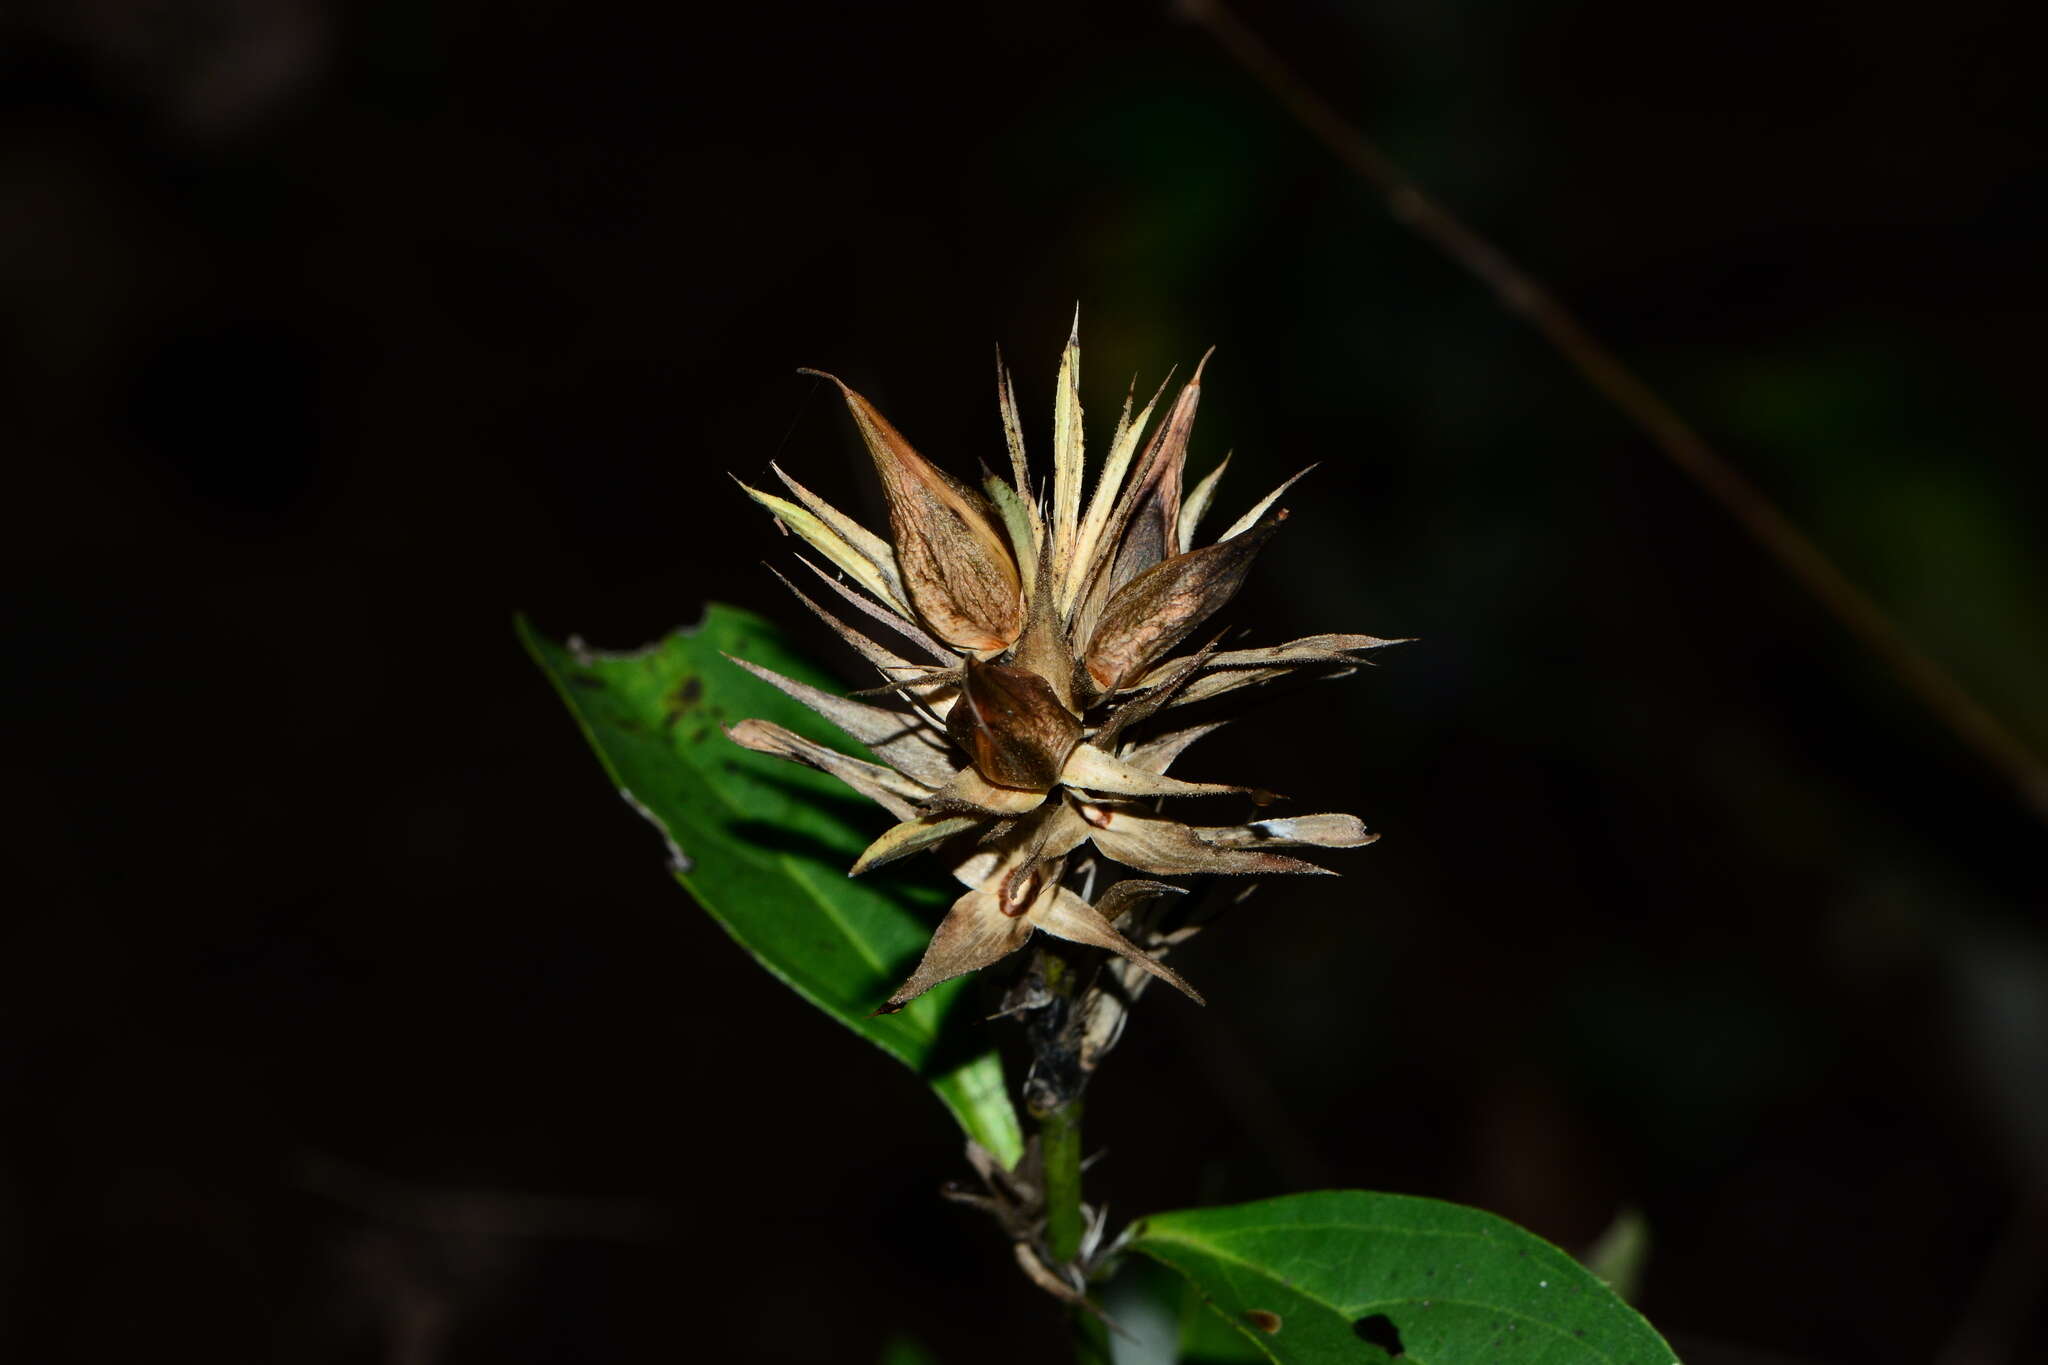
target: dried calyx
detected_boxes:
[730,320,1400,1017]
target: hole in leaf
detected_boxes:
[1353,1314,1405,1357]
[1243,1309,1282,1334]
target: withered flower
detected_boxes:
[730,321,1399,1012]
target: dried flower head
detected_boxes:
[729,320,1398,1013]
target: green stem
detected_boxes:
[1038,1097,1111,1362]
[1040,1096,1085,1263]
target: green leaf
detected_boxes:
[519,604,1023,1167]
[1130,1191,1680,1364]
[1179,1288,1275,1365]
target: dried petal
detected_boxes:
[1162,662,1346,711]
[724,654,954,787]
[1083,507,1286,691]
[925,765,1049,817]
[1083,804,1332,877]
[946,658,1082,792]
[949,847,1001,890]
[983,469,1039,585]
[788,557,953,664]
[848,665,963,699]
[1031,886,1205,1005]
[767,566,956,718]
[1063,372,1170,613]
[1203,813,1379,849]
[877,819,1078,1008]
[1104,357,1204,591]
[995,348,1033,509]
[877,885,1034,1012]
[1058,742,1259,800]
[1216,464,1315,543]
[947,801,1090,890]
[769,463,905,602]
[1090,636,1224,745]
[735,478,905,612]
[805,370,1024,652]
[1141,633,1408,680]
[1116,721,1228,776]
[852,814,981,875]
[1092,878,1187,923]
[725,719,928,819]
[1048,310,1086,592]
[1008,798,1093,875]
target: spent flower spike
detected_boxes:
[729,319,1401,1012]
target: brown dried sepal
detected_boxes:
[1084,803,1333,878]
[806,370,1024,652]
[874,882,1035,1013]
[1103,356,1204,592]
[946,658,1082,793]
[1083,507,1288,691]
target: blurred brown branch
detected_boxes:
[1180,0,2048,829]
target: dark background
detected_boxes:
[7,0,2046,1360]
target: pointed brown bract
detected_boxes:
[731,331,1395,1014]
[1081,802,1334,878]
[1103,352,1207,594]
[804,370,1025,653]
[1084,507,1289,691]
[725,718,927,819]
[876,882,1036,1013]
[1033,886,1204,1005]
